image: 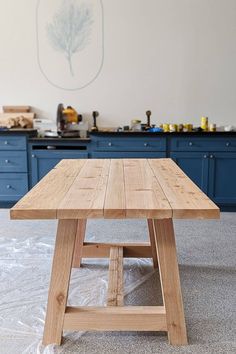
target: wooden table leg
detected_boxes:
[72,219,87,268]
[153,219,188,345]
[43,219,78,346]
[147,219,158,269]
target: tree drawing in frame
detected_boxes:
[46,0,93,76]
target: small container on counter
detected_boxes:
[184,124,193,132]
[209,123,217,132]
[201,116,209,131]
[163,123,170,132]
[178,124,184,132]
[131,119,142,131]
[169,124,178,132]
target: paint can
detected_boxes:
[201,117,209,131]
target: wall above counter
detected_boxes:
[1,1,236,127]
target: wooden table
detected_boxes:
[11,159,220,346]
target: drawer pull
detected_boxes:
[210,155,214,159]
[226,142,231,147]
[6,185,11,189]
[108,142,112,147]
[188,142,193,146]
[144,143,149,147]
[204,155,208,159]
[5,159,9,163]
[32,154,35,158]
[4,141,8,145]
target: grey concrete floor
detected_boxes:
[0,210,235,353]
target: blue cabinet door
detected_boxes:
[31,150,88,186]
[0,173,28,202]
[170,152,209,193]
[208,152,236,205]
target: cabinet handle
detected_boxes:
[32,154,35,158]
[204,155,208,159]
[4,141,8,145]
[5,159,9,163]
[188,142,193,146]
[226,142,230,147]
[6,185,11,189]
[144,143,149,147]
[108,142,112,147]
[210,155,214,159]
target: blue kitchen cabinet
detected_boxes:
[0,173,28,202]
[91,135,167,159]
[92,151,166,158]
[170,136,236,208]
[170,152,209,193]
[30,149,88,186]
[208,152,236,205]
[0,135,29,206]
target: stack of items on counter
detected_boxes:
[0,106,34,129]
[159,117,215,133]
[118,111,223,132]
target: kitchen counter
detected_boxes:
[0,129,37,137]
[90,130,236,136]
[29,137,91,142]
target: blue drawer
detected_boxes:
[92,152,166,158]
[0,151,27,172]
[93,137,166,151]
[0,173,28,201]
[170,137,236,152]
[0,136,26,150]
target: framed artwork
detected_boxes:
[36,0,104,90]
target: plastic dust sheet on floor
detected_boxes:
[0,217,155,354]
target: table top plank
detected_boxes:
[10,159,86,219]
[148,159,220,219]
[104,159,126,218]
[57,159,110,219]
[123,159,172,218]
[11,158,220,220]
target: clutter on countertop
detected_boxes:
[0,105,35,129]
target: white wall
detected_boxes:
[0,0,236,128]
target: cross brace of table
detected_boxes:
[42,218,188,347]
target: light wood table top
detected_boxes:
[10,159,220,220]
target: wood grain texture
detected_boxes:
[107,247,123,306]
[57,159,110,219]
[11,158,220,220]
[63,306,167,331]
[123,159,172,218]
[10,159,86,219]
[153,219,188,345]
[72,219,87,268]
[104,159,126,218]
[148,159,220,219]
[81,242,152,258]
[43,219,78,346]
[147,219,158,268]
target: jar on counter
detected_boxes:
[163,124,170,132]
[131,119,142,131]
[184,124,193,132]
[169,124,178,132]
[209,123,216,132]
[201,117,209,131]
